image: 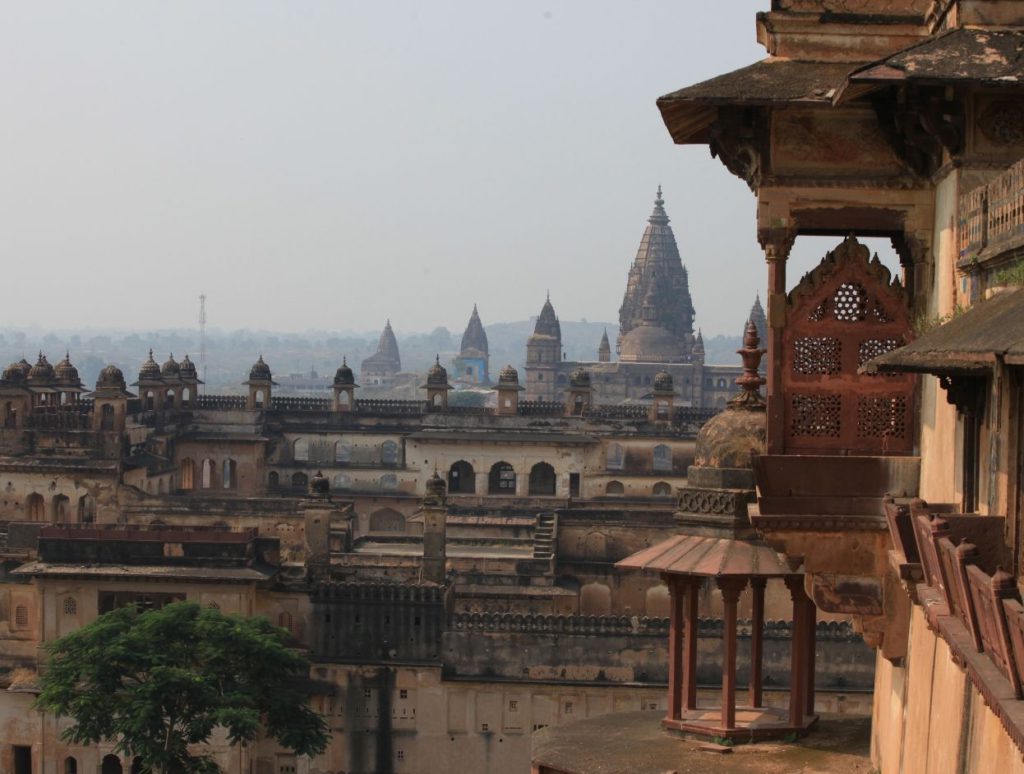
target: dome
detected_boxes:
[425,471,447,501]
[498,364,519,385]
[28,353,55,382]
[249,355,272,382]
[653,371,673,392]
[96,364,127,391]
[138,350,160,381]
[426,356,448,386]
[569,367,591,388]
[693,408,766,471]
[2,361,28,384]
[618,324,683,363]
[55,352,80,384]
[309,470,330,495]
[179,355,197,379]
[334,357,355,386]
[161,353,180,377]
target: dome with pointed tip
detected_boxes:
[138,350,160,381]
[28,353,55,382]
[161,353,180,377]
[249,356,272,382]
[653,371,673,392]
[498,364,519,385]
[426,356,449,386]
[96,364,127,391]
[334,357,355,386]
[460,305,489,356]
[569,367,591,388]
[179,355,197,379]
[55,353,80,384]
[2,360,28,384]
[426,471,446,499]
[531,296,562,340]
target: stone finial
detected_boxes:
[728,320,767,409]
[425,471,447,506]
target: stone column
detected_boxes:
[786,575,808,727]
[761,232,794,454]
[683,577,700,711]
[718,577,746,731]
[749,577,767,708]
[665,575,684,722]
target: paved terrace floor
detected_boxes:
[532,710,872,774]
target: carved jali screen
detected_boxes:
[782,236,915,455]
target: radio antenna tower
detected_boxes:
[198,293,208,389]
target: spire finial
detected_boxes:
[342,356,347,366]
[655,184,663,205]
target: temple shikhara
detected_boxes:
[3,2,1024,774]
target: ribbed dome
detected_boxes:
[618,324,683,363]
[55,352,80,384]
[161,353,180,377]
[426,356,449,386]
[179,355,197,379]
[96,364,127,391]
[532,296,562,340]
[249,355,272,381]
[2,361,28,384]
[138,350,160,381]
[569,367,591,388]
[653,371,673,392]
[498,364,519,385]
[334,357,355,386]
[28,353,55,382]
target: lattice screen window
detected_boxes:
[809,298,829,322]
[790,394,842,437]
[856,395,908,439]
[793,337,842,375]
[859,338,900,368]
[833,282,868,322]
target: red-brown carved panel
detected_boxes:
[782,236,915,454]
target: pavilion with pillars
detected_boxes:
[617,322,818,742]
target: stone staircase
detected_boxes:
[532,512,556,561]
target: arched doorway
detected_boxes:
[580,582,612,615]
[101,756,122,774]
[369,508,406,532]
[488,462,516,494]
[447,460,475,494]
[26,492,44,521]
[528,462,556,495]
[52,494,70,523]
[180,458,195,490]
[605,480,624,496]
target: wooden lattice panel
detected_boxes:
[782,236,916,455]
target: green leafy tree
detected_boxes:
[36,601,329,774]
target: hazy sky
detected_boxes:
[0,2,898,338]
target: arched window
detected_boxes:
[381,440,399,465]
[77,494,96,523]
[717,378,726,388]
[332,473,350,489]
[488,462,516,494]
[64,757,78,774]
[645,584,671,617]
[180,458,195,490]
[528,462,556,496]
[100,403,115,430]
[379,473,398,491]
[291,471,308,488]
[101,755,122,774]
[606,444,624,471]
[369,508,406,532]
[447,460,475,494]
[254,389,265,409]
[605,480,624,496]
[293,438,309,462]
[164,389,175,409]
[652,444,672,473]
[53,494,70,523]
[201,459,215,489]
[580,582,612,615]
[25,492,44,521]
[63,597,77,616]
[221,459,237,489]
[652,481,672,496]
[144,391,155,411]
[335,442,352,463]
[181,386,191,404]
[268,471,279,488]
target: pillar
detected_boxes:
[786,575,808,727]
[749,577,766,708]
[762,232,794,454]
[665,576,684,722]
[718,577,746,731]
[805,594,817,716]
[682,577,700,711]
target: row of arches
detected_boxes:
[180,458,237,490]
[268,471,399,492]
[446,460,557,496]
[578,582,670,616]
[606,443,673,472]
[293,438,399,465]
[605,481,673,496]
[140,386,193,411]
[23,493,96,522]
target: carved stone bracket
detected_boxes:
[709,106,769,192]
[938,374,987,417]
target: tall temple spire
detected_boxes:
[618,187,696,354]
[598,329,611,362]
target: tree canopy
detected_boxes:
[36,601,328,774]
